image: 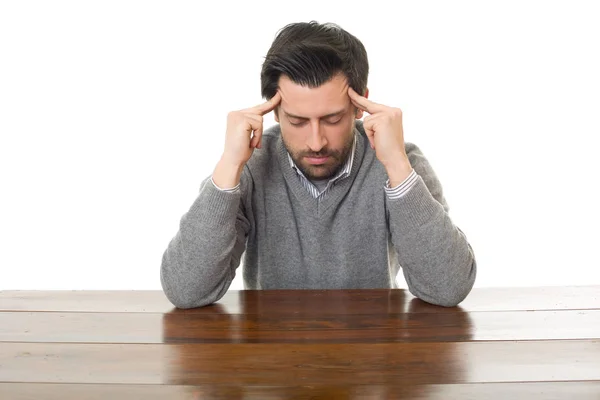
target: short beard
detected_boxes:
[283,129,355,181]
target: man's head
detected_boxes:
[261,21,369,180]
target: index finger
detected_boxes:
[251,91,282,116]
[348,87,384,114]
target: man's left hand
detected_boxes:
[348,87,413,186]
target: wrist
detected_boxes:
[213,157,245,189]
[384,156,413,187]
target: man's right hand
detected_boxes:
[213,92,281,189]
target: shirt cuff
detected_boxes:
[211,177,241,193]
[385,169,418,199]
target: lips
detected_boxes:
[305,156,330,165]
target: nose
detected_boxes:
[307,121,327,152]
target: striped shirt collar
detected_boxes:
[286,133,357,199]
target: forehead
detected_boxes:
[278,73,350,118]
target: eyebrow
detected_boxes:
[282,108,346,120]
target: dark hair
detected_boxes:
[260,21,369,100]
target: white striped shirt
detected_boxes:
[212,134,418,199]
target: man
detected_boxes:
[160,21,477,309]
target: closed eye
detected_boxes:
[289,120,308,127]
[289,118,342,127]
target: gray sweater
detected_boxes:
[161,121,476,308]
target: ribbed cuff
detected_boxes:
[385,175,443,228]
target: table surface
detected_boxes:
[1,286,599,399]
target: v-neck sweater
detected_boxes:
[161,120,477,308]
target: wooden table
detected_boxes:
[1,286,600,399]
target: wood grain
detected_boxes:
[1,309,599,343]
[1,287,599,398]
[1,340,600,385]
[2,382,600,400]
[2,286,599,314]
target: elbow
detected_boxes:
[434,245,478,307]
[432,283,473,307]
[439,259,477,307]
[414,281,474,308]
[167,295,214,310]
[160,275,221,309]
[160,252,225,309]
[408,258,477,308]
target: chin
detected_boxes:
[302,165,338,180]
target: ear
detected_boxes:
[354,88,369,119]
[274,106,280,123]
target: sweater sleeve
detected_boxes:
[160,169,251,309]
[385,144,477,307]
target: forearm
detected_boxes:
[212,156,245,189]
[387,177,476,307]
[384,156,413,188]
[160,178,248,309]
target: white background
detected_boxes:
[1,1,599,290]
